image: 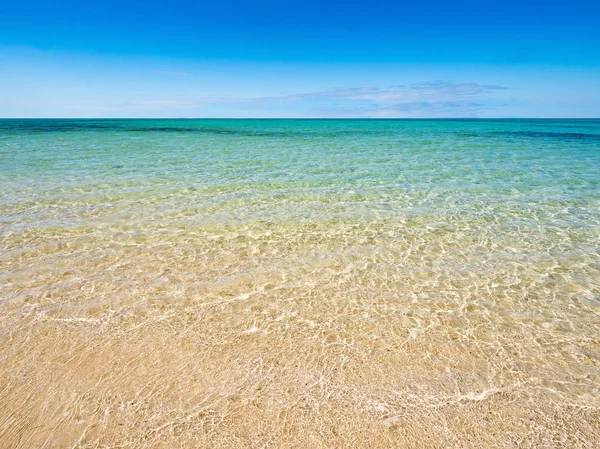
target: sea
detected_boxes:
[1,119,599,447]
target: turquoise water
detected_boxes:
[2,119,599,229]
[1,119,600,447]
[1,118,599,318]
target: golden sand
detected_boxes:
[1,220,599,448]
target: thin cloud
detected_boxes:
[318,101,493,118]
[237,82,506,105]
[155,70,190,76]
[131,100,194,107]
[203,81,504,106]
[132,81,508,117]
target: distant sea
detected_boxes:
[1,119,599,447]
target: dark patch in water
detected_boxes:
[128,126,195,133]
[0,120,395,138]
[491,131,600,141]
[2,120,600,141]
[129,126,301,137]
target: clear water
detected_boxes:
[1,119,599,447]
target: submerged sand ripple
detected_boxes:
[1,217,599,448]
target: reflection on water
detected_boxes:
[1,119,599,448]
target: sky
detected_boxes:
[1,0,599,118]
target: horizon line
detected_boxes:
[1,117,599,120]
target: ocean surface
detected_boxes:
[1,119,600,448]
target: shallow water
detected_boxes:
[1,119,599,448]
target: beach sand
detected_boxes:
[1,220,599,448]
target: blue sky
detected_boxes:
[1,0,599,118]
